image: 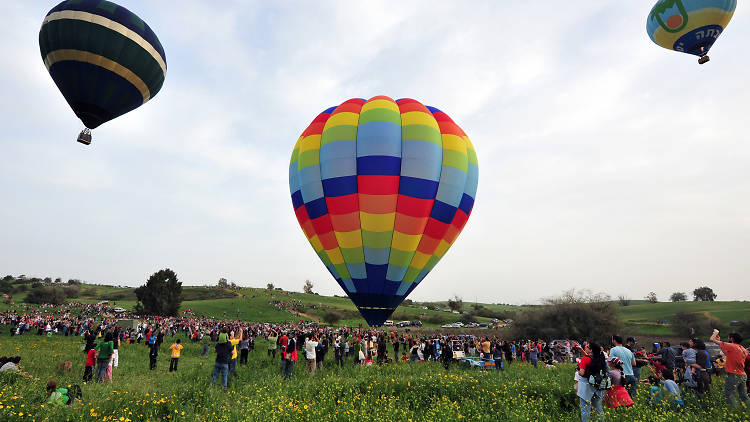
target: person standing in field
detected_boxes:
[95,332,114,382]
[149,338,159,370]
[576,342,607,422]
[239,336,250,365]
[710,330,749,407]
[283,335,297,380]
[228,331,241,380]
[610,335,637,399]
[169,339,183,372]
[267,331,278,359]
[83,347,96,383]
[212,333,232,391]
[305,335,318,374]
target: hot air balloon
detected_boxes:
[289,96,478,326]
[39,0,167,145]
[647,0,736,64]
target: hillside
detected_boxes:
[2,277,748,337]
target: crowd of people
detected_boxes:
[573,332,749,422]
[1,305,748,415]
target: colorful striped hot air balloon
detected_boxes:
[647,0,736,64]
[39,0,167,144]
[289,96,478,326]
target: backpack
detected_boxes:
[588,369,612,391]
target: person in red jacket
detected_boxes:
[83,349,96,383]
[283,335,297,380]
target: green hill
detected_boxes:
[2,278,748,337]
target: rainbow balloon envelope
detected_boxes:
[289,96,478,326]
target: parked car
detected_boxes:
[397,321,411,327]
[410,320,422,327]
[478,323,488,327]
[383,320,394,326]
[113,307,126,313]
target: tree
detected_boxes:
[646,292,658,303]
[447,295,463,313]
[617,295,631,306]
[670,292,687,302]
[266,283,275,291]
[513,289,622,343]
[134,269,183,316]
[24,286,67,305]
[54,277,62,284]
[693,286,716,302]
[217,278,228,289]
[303,280,314,294]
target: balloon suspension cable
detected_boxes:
[698,55,710,65]
[77,127,92,145]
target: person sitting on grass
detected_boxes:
[46,380,69,405]
[648,376,663,405]
[0,356,34,379]
[655,368,684,409]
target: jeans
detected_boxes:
[212,363,229,389]
[280,359,288,376]
[169,358,179,372]
[495,359,503,370]
[724,373,749,407]
[579,395,603,422]
[229,358,237,378]
[283,360,295,379]
[240,349,249,364]
[625,374,638,398]
[96,358,109,382]
[531,358,538,369]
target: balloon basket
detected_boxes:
[77,128,92,145]
[698,56,710,65]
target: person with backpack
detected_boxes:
[576,342,609,422]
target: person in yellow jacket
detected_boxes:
[228,330,242,380]
[169,339,183,372]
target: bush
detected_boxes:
[671,311,724,338]
[512,289,621,343]
[24,286,67,305]
[321,311,342,325]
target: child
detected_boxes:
[648,376,663,405]
[605,357,634,408]
[46,380,69,405]
[169,339,183,372]
[658,368,685,409]
[83,348,96,383]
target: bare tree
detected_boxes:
[617,295,631,306]
[645,292,658,303]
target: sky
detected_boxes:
[1,1,749,305]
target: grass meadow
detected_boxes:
[1,332,749,421]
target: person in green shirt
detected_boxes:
[267,332,278,359]
[46,380,69,405]
[95,332,114,383]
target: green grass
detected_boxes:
[0,333,748,421]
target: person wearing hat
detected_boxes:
[212,332,232,390]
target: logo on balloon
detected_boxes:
[650,0,689,33]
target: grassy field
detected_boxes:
[0,333,748,421]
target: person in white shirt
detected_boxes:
[305,336,318,375]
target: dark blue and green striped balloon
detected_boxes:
[39,0,167,130]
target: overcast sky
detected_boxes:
[2,1,749,304]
